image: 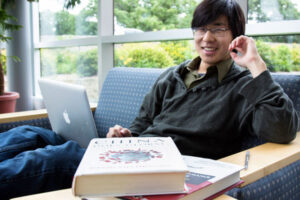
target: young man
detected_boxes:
[107,0,298,159]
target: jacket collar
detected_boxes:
[185,56,233,83]
[174,58,249,91]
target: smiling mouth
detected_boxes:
[202,47,217,56]
[203,47,217,51]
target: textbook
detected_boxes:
[121,155,243,200]
[72,137,188,198]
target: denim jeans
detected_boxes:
[0,125,85,200]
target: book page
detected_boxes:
[183,155,243,183]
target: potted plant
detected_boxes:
[0,0,24,113]
[0,0,81,113]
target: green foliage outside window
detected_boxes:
[160,41,196,64]
[272,45,294,72]
[115,41,197,68]
[41,48,77,76]
[41,48,98,77]
[291,45,300,67]
[55,11,76,35]
[114,0,199,31]
[39,0,97,38]
[40,40,299,76]
[41,49,58,76]
[75,0,97,35]
[278,0,300,20]
[256,40,300,72]
[77,49,98,77]
[115,43,174,68]
[115,40,300,72]
[56,51,77,74]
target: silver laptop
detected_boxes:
[39,79,98,148]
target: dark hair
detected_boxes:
[191,0,245,39]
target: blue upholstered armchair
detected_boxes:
[0,67,299,200]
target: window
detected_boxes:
[114,0,201,35]
[248,0,300,72]
[40,46,98,102]
[112,0,300,73]
[248,0,300,23]
[39,0,98,41]
[36,0,99,103]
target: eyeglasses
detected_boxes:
[192,27,230,37]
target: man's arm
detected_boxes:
[238,71,298,143]
[229,36,298,143]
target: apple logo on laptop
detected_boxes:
[63,109,71,124]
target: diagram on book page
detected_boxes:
[99,149,163,164]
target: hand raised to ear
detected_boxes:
[229,35,267,78]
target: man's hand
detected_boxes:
[229,35,267,78]
[106,125,132,138]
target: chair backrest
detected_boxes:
[271,73,300,131]
[94,67,300,140]
[94,67,164,137]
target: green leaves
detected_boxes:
[115,42,196,68]
[256,40,300,72]
[114,0,198,32]
[64,0,82,9]
[0,9,22,42]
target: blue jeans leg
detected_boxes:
[0,125,85,199]
[0,140,85,200]
[0,125,66,162]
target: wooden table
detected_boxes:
[11,188,237,200]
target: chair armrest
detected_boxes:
[0,109,48,124]
[219,131,300,187]
[0,104,97,124]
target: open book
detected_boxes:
[122,155,243,200]
[72,137,188,198]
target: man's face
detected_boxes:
[194,15,233,67]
